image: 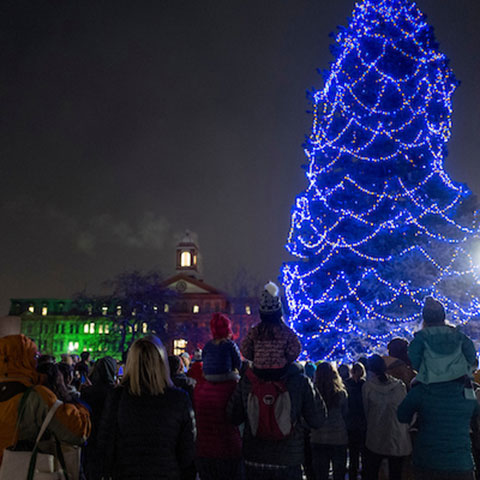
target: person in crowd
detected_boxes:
[194,365,242,479]
[180,351,192,373]
[311,362,348,480]
[0,334,90,466]
[409,296,477,385]
[229,359,326,480]
[362,354,411,480]
[383,338,416,390]
[241,281,301,379]
[169,355,196,399]
[97,335,195,480]
[345,362,367,480]
[202,313,242,382]
[398,349,480,479]
[60,353,74,366]
[58,362,80,400]
[81,356,117,480]
[338,364,351,384]
[187,348,204,384]
[37,354,56,366]
[37,361,75,403]
[304,361,316,381]
[75,351,92,385]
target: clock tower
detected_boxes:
[175,230,200,278]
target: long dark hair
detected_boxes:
[367,354,388,384]
[37,362,73,402]
[314,362,346,408]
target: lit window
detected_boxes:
[84,324,89,334]
[41,306,48,316]
[116,306,122,317]
[68,341,74,352]
[173,339,187,356]
[128,326,133,333]
[89,322,95,334]
[132,309,136,317]
[99,325,104,334]
[105,324,110,334]
[180,251,192,267]
[28,305,35,313]
[74,342,79,349]
[142,322,148,333]
[153,305,158,313]
[102,306,108,316]
[193,305,200,314]
[245,305,252,315]
[164,304,169,313]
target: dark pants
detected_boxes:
[348,430,366,480]
[244,464,303,480]
[363,449,405,480]
[311,443,347,480]
[196,457,243,480]
[413,468,475,480]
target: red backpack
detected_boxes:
[245,369,294,440]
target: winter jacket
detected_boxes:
[98,385,196,480]
[241,322,302,370]
[202,339,242,377]
[228,363,326,466]
[171,372,196,400]
[409,326,477,384]
[194,379,242,459]
[398,379,479,472]
[344,378,366,433]
[0,335,90,465]
[81,356,117,479]
[383,355,416,390]
[311,390,348,445]
[362,375,411,457]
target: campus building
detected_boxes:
[9,232,258,359]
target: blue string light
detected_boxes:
[282,0,480,362]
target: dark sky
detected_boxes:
[2,0,480,315]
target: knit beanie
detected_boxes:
[210,313,233,339]
[422,296,446,325]
[259,281,283,322]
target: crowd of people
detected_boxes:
[0,284,479,480]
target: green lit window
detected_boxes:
[83,324,89,334]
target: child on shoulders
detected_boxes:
[409,296,477,385]
[202,313,241,383]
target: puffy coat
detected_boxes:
[194,379,242,458]
[241,322,302,370]
[362,375,411,457]
[202,339,241,376]
[228,363,326,466]
[409,326,477,384]
[0,335,90,465]
[98,385,196,479]
[398,379,479,472]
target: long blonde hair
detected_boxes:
[122,335,173,396]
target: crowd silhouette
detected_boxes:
[0,285,479,480]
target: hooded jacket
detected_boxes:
[408,326,477,384]
[0,335,90,465]
[362,375,411,456]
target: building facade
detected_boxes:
[9,233,259,359]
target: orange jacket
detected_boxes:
[0,335,91,465]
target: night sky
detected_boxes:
[2,0,480,315]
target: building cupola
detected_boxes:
[176,230,200,278]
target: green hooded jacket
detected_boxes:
[408,326,477,384]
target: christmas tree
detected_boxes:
[282,0,480,362]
